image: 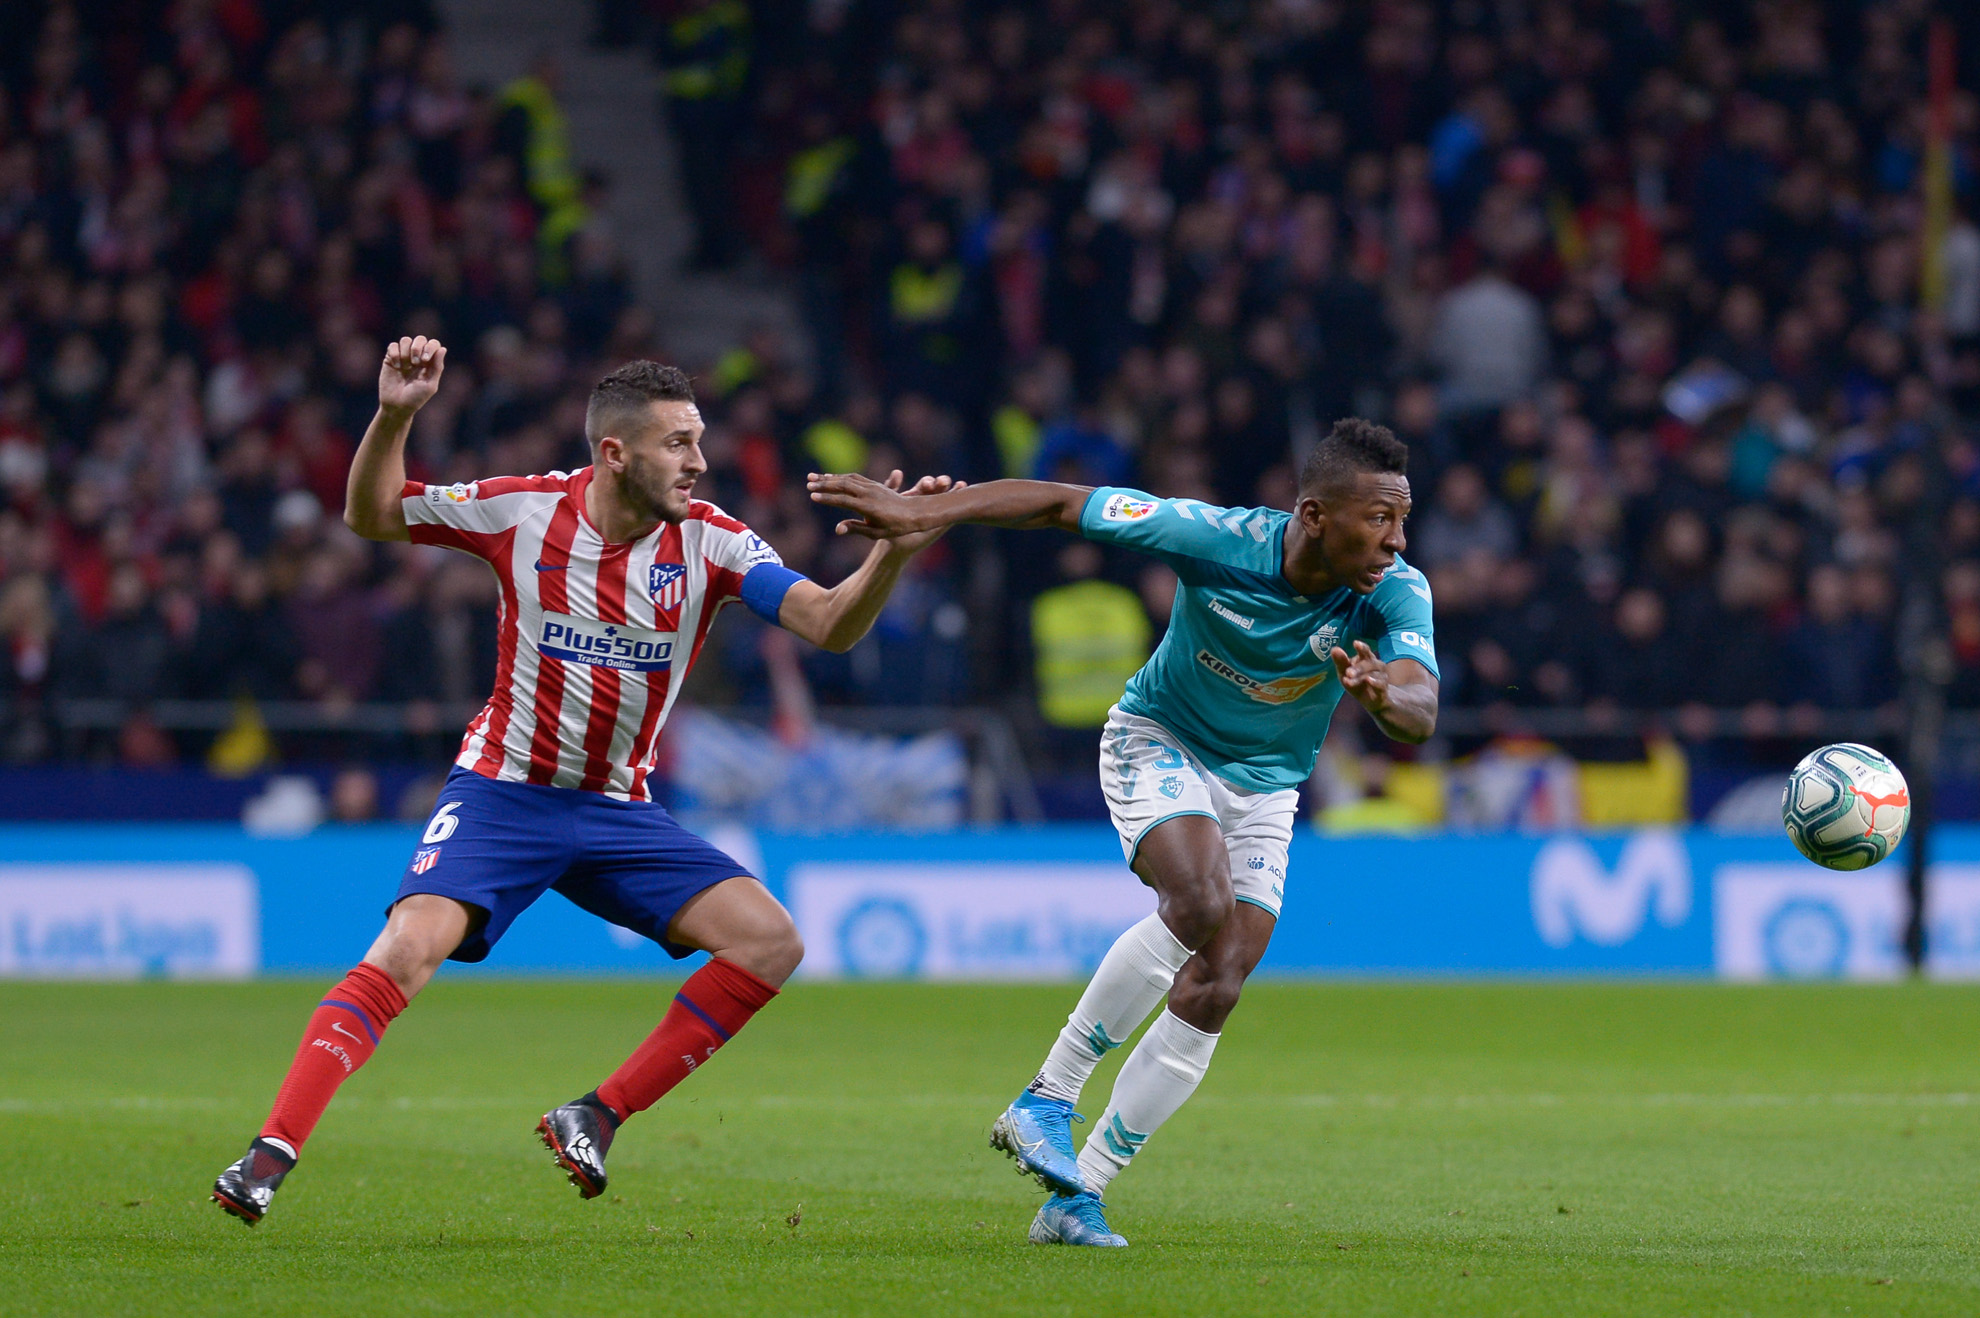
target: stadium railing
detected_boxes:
[31,698,1049,825]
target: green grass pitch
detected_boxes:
[4,980,1980,1316]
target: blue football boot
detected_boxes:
[1030,1191,1128,1247]
[989,1091,1085,1195]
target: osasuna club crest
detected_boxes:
[1308,622,1341,660]
[649,563,687,611]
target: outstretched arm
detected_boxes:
[1332,643,1439,744]
[808,473,1091,538]
[345,335,447,542]
[777,472,961,653]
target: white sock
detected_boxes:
[1077,1009,1219,1197]
[1028,913,1192,1103]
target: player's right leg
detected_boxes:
[212,768,574,1225]
[211,895,478,1225]
[992,711,1234,1198]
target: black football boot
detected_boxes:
[537,1092,620,1199]
[211,1138,296,1225]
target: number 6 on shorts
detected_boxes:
[423,801,464,844]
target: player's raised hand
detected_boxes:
[1331,640,1392,710]
[379,335,446,416]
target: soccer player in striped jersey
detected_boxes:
[212,337,956,1225]
[810,419,1438,1246]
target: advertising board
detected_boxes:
[3,823,1979,980]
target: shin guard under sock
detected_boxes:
[262,962,408,1153]
[595,959,779,1122]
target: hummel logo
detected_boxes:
[534,561,570,572]
[1085,1021,1126,1057]
[330,1021,363,1046]
[1102,1112,1148,1159]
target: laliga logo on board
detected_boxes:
[1530,830,1692,947]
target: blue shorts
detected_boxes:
[392,767,751,963]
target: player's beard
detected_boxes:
[624,449,696,525]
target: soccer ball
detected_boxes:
[1781,743,1911,871]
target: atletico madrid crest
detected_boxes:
[411,846,441,874]
[649,563,687,611]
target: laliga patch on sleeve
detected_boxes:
[427,482,477,506]
[740,531,782,568]
[1101,493,1159,522]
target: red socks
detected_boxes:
[262,962,408,1153]
[254,958,773,1155]
[596,959,779,1122]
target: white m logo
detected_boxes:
[1530,831,1691,948]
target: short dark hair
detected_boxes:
[1298,417,1409,498]
[585,360,695,447]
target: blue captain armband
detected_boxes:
[740,562,807,624]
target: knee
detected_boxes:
[727,915,804,987]
[370,924,452,982]
[1168,964,1245,1031]
[369,896,471,990]
[1160,874,1234,950]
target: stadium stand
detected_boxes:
[4,1,1980,822]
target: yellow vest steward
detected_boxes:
[662,0,749,99]
[1032,579,1152,728]
[786,137,854,218]
[889,262,963,323]
[499,75,579,211]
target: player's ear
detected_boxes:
[595,435,624,472]
[1296,493,1326,534]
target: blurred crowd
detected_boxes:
[10,0,1980,775]
[695,0,1980,747]
[0,0,654,762]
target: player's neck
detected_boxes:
[1279,521,1348,596]
[585,471,665,543]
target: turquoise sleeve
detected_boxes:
[1079,487,1283,572]
[1371,563,1439,676]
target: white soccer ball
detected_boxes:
[1781,743,1911,871]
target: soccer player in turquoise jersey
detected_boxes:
[810,418,1437,1247]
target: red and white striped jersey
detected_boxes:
[401,467,785,800]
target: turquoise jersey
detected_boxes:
[1079,488,1438,792]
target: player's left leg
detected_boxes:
[539,806,801,1197]
[1073,901,1277,1202]
[592,875,801,1123]
[1042,777,1294,1239]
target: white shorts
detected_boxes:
[1099,706,1300,918]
